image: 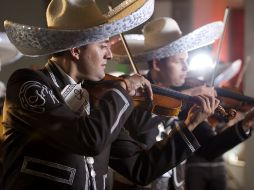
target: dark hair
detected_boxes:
[52,50,70,57]
[147,57,169,69]
[147,60,153,69]
[52,45,88,58]
[0,97,4,115]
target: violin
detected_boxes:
[183,77,254,110]
[83,74,235,121]
[215,56,254,112]
[81,74,181,117]
[150,82,236,121]
[181,76,254,126]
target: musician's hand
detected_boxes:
[119,74,153,100]
[185,95,220,131]
[182,85,217,97]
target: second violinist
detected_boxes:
[111,17,254,190]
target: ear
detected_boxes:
[152,59,161,71]
[70,47,81,60]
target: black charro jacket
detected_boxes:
[1,62,200,190]
[187,120,250,164]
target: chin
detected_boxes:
[174,81,185,87]
[97,73,106,81]
[101,73,106,78]
[179,79,186,86]
[85,74,105,82]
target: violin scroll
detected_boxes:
[214,105,237,122]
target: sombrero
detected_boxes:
[0,32,22,66]
[4,0,154,57]
[111,17,224,63]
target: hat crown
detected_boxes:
[46,0,148,30]
[46,0,106,29]
[143,17,182,50]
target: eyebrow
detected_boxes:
[101,40,110,46]
[103,39,110,44]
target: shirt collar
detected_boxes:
[53,63,77,85]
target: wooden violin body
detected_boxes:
[82,74,182,117]
[83,74,237,120]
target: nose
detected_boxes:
[182,61,188,71]
[105,47,113,60]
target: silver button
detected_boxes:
[86,157,94,164]
[90,170,96,177]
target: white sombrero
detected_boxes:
[4,0,154,57]
[111,17,224,63]
[0,32,22,66]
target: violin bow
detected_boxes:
[210,7,230,86]
[119,33,141,75]
[107,0,141,75]
[106,0,141,74]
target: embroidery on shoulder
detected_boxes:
[19,81,60,113]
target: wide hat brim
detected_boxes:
[114,21,224,63]
[0,32,22,65]
[4,0,154,57]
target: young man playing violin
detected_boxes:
[0,1,220,190]
[111,17,254,190]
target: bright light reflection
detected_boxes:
[108,71,125,77]
[189,53,214,72]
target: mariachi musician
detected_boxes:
[111,17,254,190]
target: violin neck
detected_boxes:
[151,85,197,103]
[215,87,254,104]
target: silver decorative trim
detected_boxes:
[110,88,130,133]
[175,121,195,153]
[173,167,184,187]
[85,156,97,190]
[103,173,107,190]
[45,63,60,88]
[114,22,224,64]
[187,162,225,167]
[84,157,90,190]
[21,156,76,185]
[19,81,60,113]
[105,0,136,18]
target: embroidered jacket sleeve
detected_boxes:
[125,108,200,152]
[3,69,133,156]
[109,108,200,185]
[192,121,251,160]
